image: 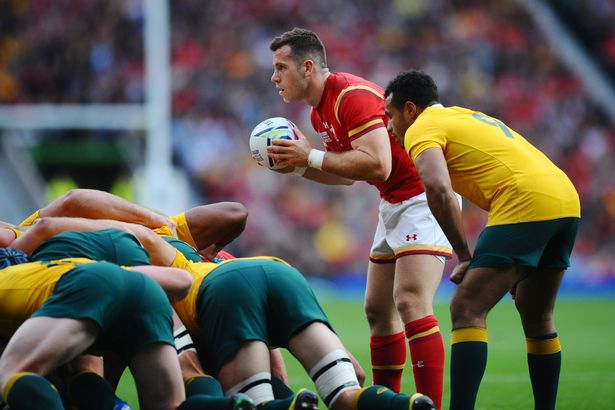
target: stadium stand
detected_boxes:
[0,0,613,283]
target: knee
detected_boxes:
[364,299,387,327]
[449,294,486,328]
[393,289,428,321]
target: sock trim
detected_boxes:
[2,372,37,401]
[369,332,405,348]
[371,364,405,370]
[184,374,213,386]
[526,336,561,355]
[351,386,370,410]
[451,327,488,344]
[407,326,440,342]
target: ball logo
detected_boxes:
[249,117,298,170]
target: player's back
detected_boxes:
[30,229,150,266]
[0,257,93,337]
[407,105,580,225]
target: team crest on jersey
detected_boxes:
[318,130,332,144]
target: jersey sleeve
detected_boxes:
[337,88,386,141]
[406,118,448,161]
[18,210,41,227]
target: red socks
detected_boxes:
[405,315,444,410]
[370,332,407,393]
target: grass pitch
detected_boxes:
[117,298,615,409]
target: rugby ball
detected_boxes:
[249,117,298,169]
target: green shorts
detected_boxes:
[32,262,173,361]
[30,229,150,266]
[468,217,580,270]
[195,259,332,376]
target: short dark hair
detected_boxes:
[384,70,439,110]
[270,27,327,68]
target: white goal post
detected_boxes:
[0,0,189,216]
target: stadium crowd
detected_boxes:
[1,0,614,281]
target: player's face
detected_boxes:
[385,95,411,149]
[271,45,307,103]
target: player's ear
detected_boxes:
[405,101,419,120]
[302,59,314,76]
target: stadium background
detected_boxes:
[1,0,615,408]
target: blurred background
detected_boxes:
[1,0,614,295]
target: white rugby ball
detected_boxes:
[249,117,298,169]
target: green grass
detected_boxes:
[117,298,615,409]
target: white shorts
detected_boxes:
[369,192,460,263]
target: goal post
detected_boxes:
[0,0,189,216]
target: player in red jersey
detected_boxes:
[267,28,459,409]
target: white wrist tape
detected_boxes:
[174,326,196,356]
[292,166,307,176]
[307,149,325,170]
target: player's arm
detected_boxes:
[36,189,177,235]
[269,124,391,183]
[183,202,248,257]
[413,147,472,283]
[11,216,133,254]
[11,216,178,267]
[0,229,16,247]
[128,265,193,301]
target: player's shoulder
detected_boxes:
[330,72,383,96]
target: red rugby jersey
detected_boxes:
[310,72,424,203]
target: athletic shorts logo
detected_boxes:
[376,387,389,395]
[406,234,418,241]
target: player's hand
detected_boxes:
[449,260,471,284]
[267,126,313,168]
[164,217,178,238]
[272,166,296,174]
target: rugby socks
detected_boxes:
[370,332,406,392]
[270,376,294,399]
[67,371,116,410]
[3,372,64,410]
[526,333,561,410]
[185,374,224,397]
[405,315,444,410]
[179,374,254,410]
[352,385,434,410]
[449,327,488,410]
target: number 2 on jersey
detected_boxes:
[472,112,514,138]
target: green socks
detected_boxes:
[450,327,488,410]
[4,372,64,410]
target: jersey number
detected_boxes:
[472,112,513,138]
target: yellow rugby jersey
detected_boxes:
[170,252,291,346]
[18,210,40,227]
[0,257,95,338]
[406,105,580,226]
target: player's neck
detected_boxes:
[306,69,330,107]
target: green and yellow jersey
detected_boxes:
[169,251,290,346]
[405,105,580,226]
[0,257,95,338]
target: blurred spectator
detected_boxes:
[1,0,614,281]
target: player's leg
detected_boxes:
[0,317,99,410]
[449,266,519,410]
[65,355,119,410]
[216,341,311,410]
[393,254,445,409]
[128,343,185,410]
[288,322,434,410]
[364,260,407,392]
[514,269,565,410]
